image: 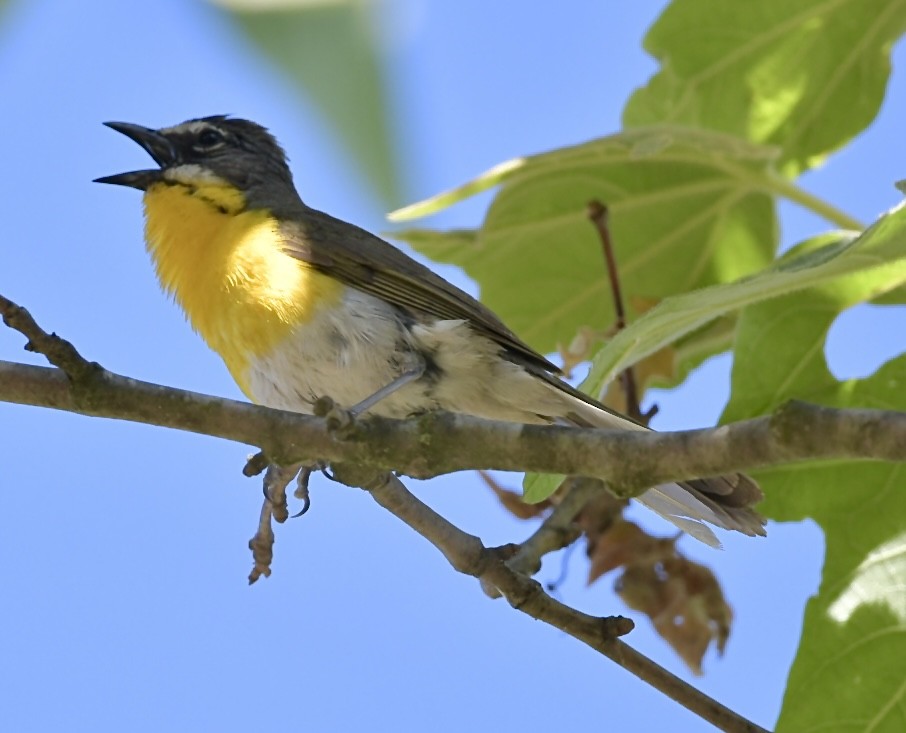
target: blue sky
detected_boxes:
[1,1,904,731]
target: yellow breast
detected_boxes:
[142,181,343,396]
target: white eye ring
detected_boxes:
[196,128,225,150]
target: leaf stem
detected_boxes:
[587,199,659,424]
[764,174,865,231]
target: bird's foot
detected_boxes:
[313,395,358,438]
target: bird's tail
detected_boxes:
[537,373,766,547]
[635,475,766,548]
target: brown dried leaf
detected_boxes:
[480,470,550,519]
[582,505,733,674]
[668,557,733,656]
[578,493,626,582]
[616,556,732,674]
[577,492,625,538]
[585,518,672,584]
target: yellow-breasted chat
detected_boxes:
[95,116,765,545]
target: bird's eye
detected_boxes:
[197,128,225,148]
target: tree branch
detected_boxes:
[4,294,904,490]
[3,359,904,492]
[479,476,600,599]
[508,477,600,576]
[330,466,768,733]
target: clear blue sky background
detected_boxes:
[1,1,904,731]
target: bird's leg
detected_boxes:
[348,355,426,416]
[260,356,427,520]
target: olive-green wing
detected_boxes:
[280,207,559,374]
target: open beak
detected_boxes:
[94,122,178,190]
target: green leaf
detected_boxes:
[722,243,906,731]
[580,216,905,403]
[526,201,906,503]
[394,125,780,357]
[211,0,401,204]
[625,0,906,176]
[389,159,526,222]
[585,198,906,399]
[522,472,566,505]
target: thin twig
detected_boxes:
[481,476,597,599]
[343,467,769,733]
[586,201,657,424]
[0,293,99,381]
[587,201,628,333]
[508,477,600,576]
[545,540,580,593]
[248,499,276,584]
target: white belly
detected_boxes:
[244,287,577,424]
[246,288,417,415]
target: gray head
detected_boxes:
[95,116,299,209]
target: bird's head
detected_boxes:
[95,116,296,210]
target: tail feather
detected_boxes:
[637,480,766,547]
[534,369,767,544]
[633,496,723,548]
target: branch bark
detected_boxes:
[507,477,601,576]
[3,359,904,494]
[5,289,903,492]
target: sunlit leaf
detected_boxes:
[723,238,906,731]
[394,126,780,356]
[582,202,906,406]
[625,0,906,175]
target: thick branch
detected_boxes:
[2,360,904,493]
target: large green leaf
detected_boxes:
[722,237,906,731]
[524,200,906,503]
[394,126,780,357]
[625,0,906,175]
[211,0,401,204]
[583,201,906,401]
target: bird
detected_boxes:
[95,115,765,546]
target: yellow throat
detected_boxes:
[142,180,343,396]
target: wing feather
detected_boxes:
[280,208,558,374]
